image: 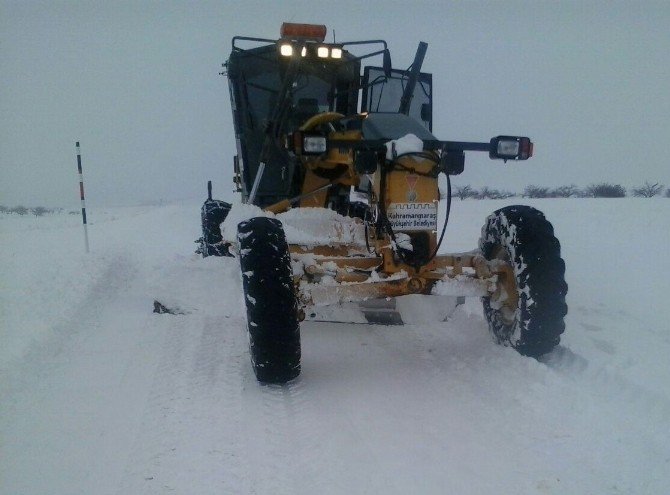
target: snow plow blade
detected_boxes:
[360,298,404,325]
[305,295,462,326]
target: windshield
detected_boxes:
[244,70,342,135]
[227,43,360,204]
[362,66,433,131]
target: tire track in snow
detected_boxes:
[394,306,670,493]
[406,304,670,427]
[277,379,343,494]
[541,345,670,427]
[1,253,165,495]
[236,346,345,494]
[115,312,190,494]
[115,310,255,494]
[239,380,299,494]
[195,313,254,494]
[2,253,136,386]
[539,344,670,493]
[116,253,340,494]
[237,368,324,494]
[0,251,138,415]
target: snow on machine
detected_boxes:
[200,23,568,384]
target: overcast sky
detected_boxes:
[2,0,669,207]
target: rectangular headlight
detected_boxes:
[489,136,533,161]
[303,135,327,154]
[331,47,343,59]
[279,43,293,56]
[497,140,519,156]
[317,46,329,58]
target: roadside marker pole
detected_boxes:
[76,142,90,253]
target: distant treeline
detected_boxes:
[454,182,669,199]
[2,182,668,216]
[0,205,79,216]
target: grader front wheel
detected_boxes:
[237,217,301,384]
[479,205,568,358]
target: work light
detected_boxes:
[497,140,519,156]
[303,135,327,154]
[489,136,533,161]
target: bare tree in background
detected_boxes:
[455,185,477,200]
[585,183,626,198]
[523,185,551,198]
[551,185,580,198]
[632,182,663,198]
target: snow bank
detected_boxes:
[220,201,367,248]
[2,198,670,495]
[0,203,202,370]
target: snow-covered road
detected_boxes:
[2,198,669,494]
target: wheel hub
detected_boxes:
[491,245,519,326]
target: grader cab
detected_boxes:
[202,23,567,384]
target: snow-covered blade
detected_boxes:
[359,298,404,325]
[220,203,368,251]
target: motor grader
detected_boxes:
[201,23,568,384]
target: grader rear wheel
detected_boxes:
[480,205,568,358]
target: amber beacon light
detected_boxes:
[280,22,327,42]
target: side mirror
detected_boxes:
[383,50,392,78]
[420,103,431,123]
[489,136,533,161]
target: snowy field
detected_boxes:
[1,197,669,494]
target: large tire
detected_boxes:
[479,205,568,357]
[237,217,301,383]
[199,199,232,257]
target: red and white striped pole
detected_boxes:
[76,142,90,253]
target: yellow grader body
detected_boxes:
[260,113,516,316]
[202,22,567,383]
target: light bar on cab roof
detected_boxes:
[280,22,326,42]
[317,46,329,58]
[279,42,345,59]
